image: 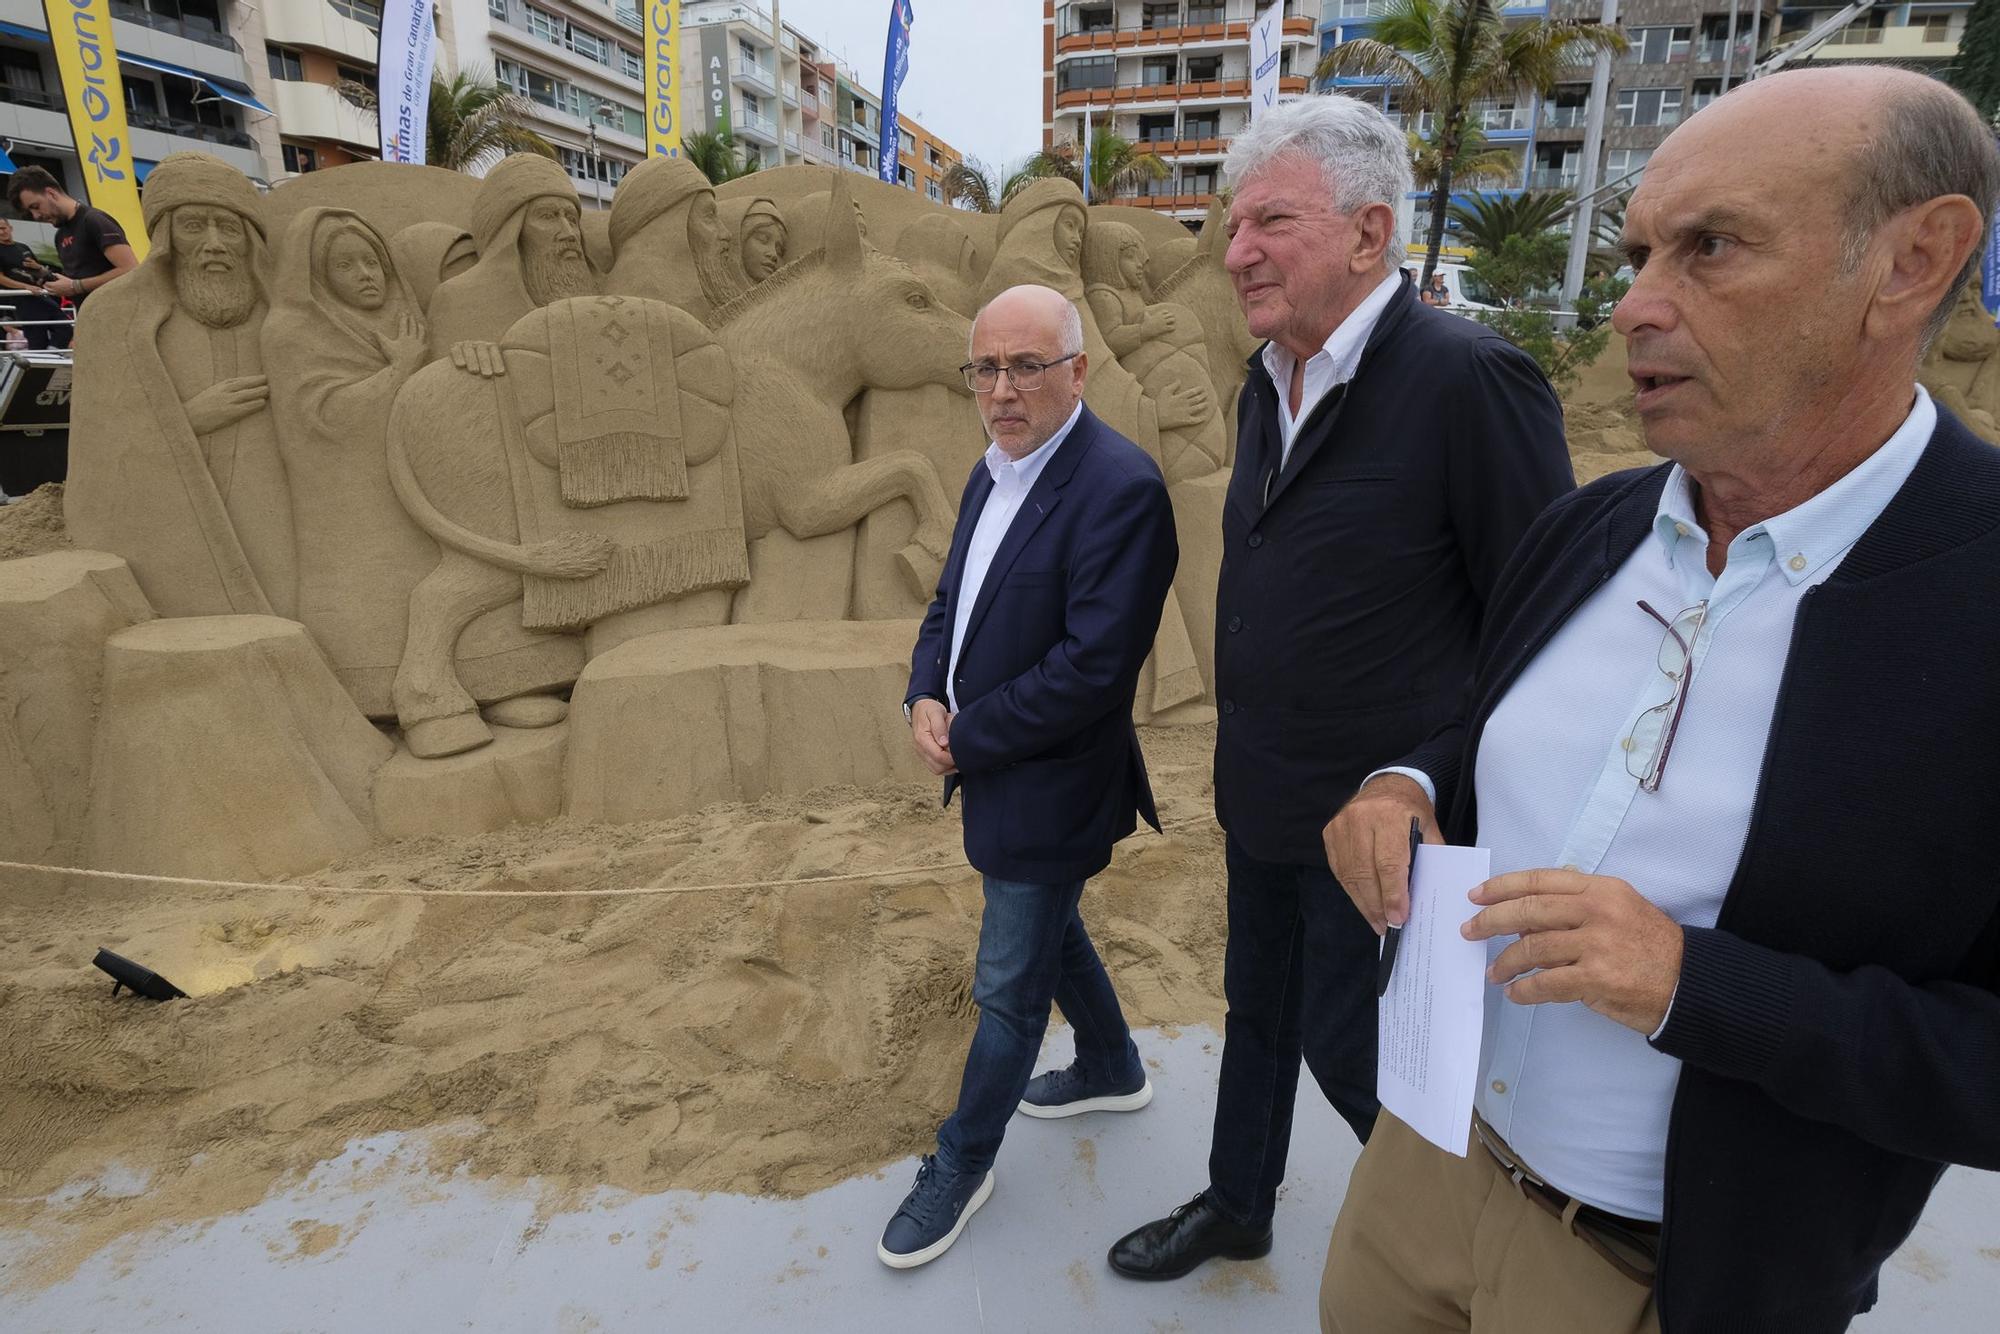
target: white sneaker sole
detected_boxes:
[1016,1077,1155,1120]
[877,1170,995,1270]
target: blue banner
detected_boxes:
[877,0,913,185]
[1985,212,2000,323]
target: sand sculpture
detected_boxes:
[2,150,1250,878]
[1921,278,2000,445]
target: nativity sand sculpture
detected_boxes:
[1921,277,2000,445]
[1,151,1251,879]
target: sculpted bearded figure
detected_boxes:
[605,155,746,321]
[427,155,598,368]
[66,152,296,619]
[717,196,789,286]
[1919,278,2000,444]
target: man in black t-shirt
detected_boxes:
[6,166,137,315]
[0,216,68,349]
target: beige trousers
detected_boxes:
[1320,1111,1662,1334]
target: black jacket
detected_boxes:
[1400,409,2000,1333]
[1212,278,1573,864]
[906,408,1178,884]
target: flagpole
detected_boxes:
[1082,102,1092,205]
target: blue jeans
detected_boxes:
[1206,834,1380,1228]
[935,876,1142,1178]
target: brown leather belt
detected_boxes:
[1472,1114,1660,1288]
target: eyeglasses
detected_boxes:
[960,353,1079,394]
[1623,599,1707,793]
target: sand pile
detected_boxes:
[0,484,70,560]
[0,724,1226,1290]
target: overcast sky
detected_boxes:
[780,1,1046,173]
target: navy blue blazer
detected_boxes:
[906,406,1178,884]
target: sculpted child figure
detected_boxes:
[719,197,789,287]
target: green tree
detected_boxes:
[941,157,1043,213]
[1446,189,1572,254]
[1467,227,1567,304]
[422,71,555,172]
[1016,125,1171,200]
[1408,121,1519,193]
[1317,0,1625,289]
[1476,273,1630,393]
[682,130,761,185]
[1950,0,2000,125]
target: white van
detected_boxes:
[1402,262,1502,314]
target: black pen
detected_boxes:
[1375,815,1422,997]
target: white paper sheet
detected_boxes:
[1376,843,1492,1157]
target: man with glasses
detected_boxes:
[879,283,1180,1270]
[1322,68,2000,1333]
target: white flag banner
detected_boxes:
[1250,4,1284,121]
[378,0,438,163]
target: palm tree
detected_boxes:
[421,70,555,172]
[1317,0,1624,288]
[683,129,761,186]
[1445,188,1572,253]
[1015,125,1170,201]
[940,158,1044,213]
[1407,121,1519,193]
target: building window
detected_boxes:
[615,4,640,31]
[1141,1,1179,29]
[1184,165,1218,197]
[1140,55,1176,85]
[1690,78,1721,111]
[898,164,914,189]
[336,63,372,87]
[1185,54,1222,81]
[1918,12,1954,42]
[1060,3,1115,37]
[926,145,942,168]
[1605,147,1652,182]
[267,46,304,81]
[1629,26,1691,64]
[620,46,642,80]
[1614,86,1682,128]
[568,25,608,65]
[1184,111,1218,139]
[525,4,560,45]
[1187,3,1225,23]
[1057,55,1115,92]
[927,179,942,201]
[329,0,382,31]
[489,0,506,17]
[282,142,318,174]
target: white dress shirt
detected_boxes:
[1388,388,1935,1220]
[1259,271,1401,467]
[945,401,1083,711]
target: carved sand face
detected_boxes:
[1936,283,2000,363]
[1054,207,1086,270]
[325,229,386,311]
[1119,240,1146,292]
[741,220,785,282]
[519,198,594,307]
[169,205,259,329]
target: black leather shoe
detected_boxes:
[1107,1190,1273,1281]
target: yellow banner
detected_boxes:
[644,0,681,159]
[42,0,148,258]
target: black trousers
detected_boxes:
[1205,833,1380,1227]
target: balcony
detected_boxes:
[127,106,255,150]
[801,137,838,166]
[1794,23,1959,61]
[271,78,376,151]
[781,79,799,106]
[263,0,378,65]
[1475,105,1531,134]
[0,84,59,113]
[1138,136,1226,159]
[730,56,777,95]
[1541,103,1591,129]
[1054,75,1282,109]
[734,109,779,144]
[783,129,800,152]
[1526,168,1579,190]
[1694,36,1753,64]
[109,0,239,53]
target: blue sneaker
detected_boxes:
[1017,1061,1154,1120]
[877,1155,995,1269]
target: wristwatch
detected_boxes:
[904,695,938,725]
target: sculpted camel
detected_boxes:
[710,178,972,622]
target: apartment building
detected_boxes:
[252,0,388,175]
[682,0,960,198]
[0,0,275,241]
[1321,0,1785,254]
[1776,1,1975,76]
[1044,0,1319,224]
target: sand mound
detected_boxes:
[0,724,1226,1290]
[0,484,70,560]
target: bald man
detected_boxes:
[881,284,1179,1270]
[1319,69,2000,1334]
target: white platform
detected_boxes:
[1,1026,1994,1332]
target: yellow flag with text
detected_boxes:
[644,0,681,158]
[42,0,149,258]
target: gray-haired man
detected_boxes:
[1107,94,1573,1280]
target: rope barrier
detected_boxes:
[0,814,1219,902]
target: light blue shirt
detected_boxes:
[1389,387,1935,1219]
[945,401,1083,711]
